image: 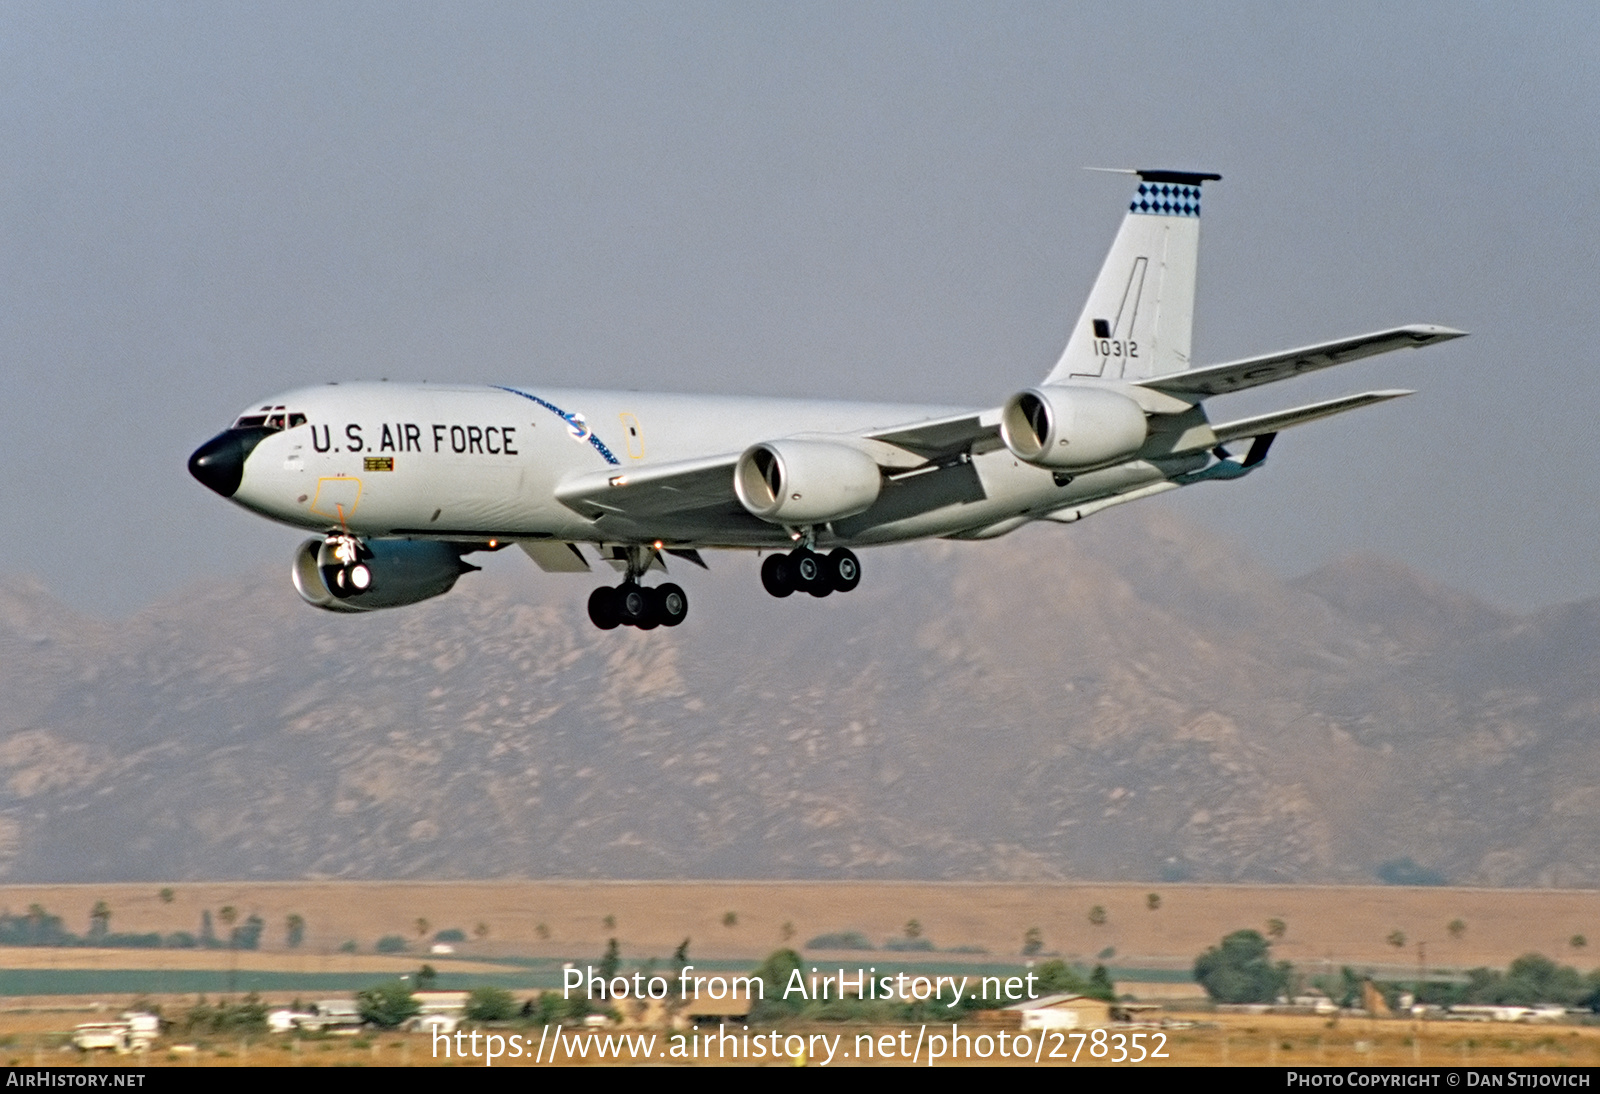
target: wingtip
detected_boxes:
[1403,324,1469,340]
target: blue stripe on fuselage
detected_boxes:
[493,385,621,466]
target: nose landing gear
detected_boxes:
[321,534,373,600]
[761,547,861,599]
[329,561,373,596]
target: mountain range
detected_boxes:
[1,505,1595,887]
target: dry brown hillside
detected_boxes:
[0,506,1595,887]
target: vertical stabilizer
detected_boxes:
[1046,170,1220,385]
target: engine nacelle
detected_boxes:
[734,439,882,525]
[291,538,475,613]
[999,385,1148,471]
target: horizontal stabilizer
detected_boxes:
[1141,325,1464,399]
[1209,389,1412,447]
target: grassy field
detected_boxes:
[0,880,1593,974]
[0,877,1594,1067]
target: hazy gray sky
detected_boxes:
[3,2,1595,614]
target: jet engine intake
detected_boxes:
[291,538,477,613]
[734,439,882,524]
[999,385,1148,471]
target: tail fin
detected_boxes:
[1045,169,1220,385]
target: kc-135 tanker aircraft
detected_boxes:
[190,171,1463,630]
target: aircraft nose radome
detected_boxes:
[188,428,271,498]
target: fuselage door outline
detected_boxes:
[309,476,363,522]
[620,412,645,460]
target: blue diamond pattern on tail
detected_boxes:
[1129,182,1202,217]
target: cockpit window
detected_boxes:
[232,406,306,431]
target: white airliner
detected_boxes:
[189,171,1463,630]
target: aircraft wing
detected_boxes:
[1140,324,1465,399]
[553,452,768,543]
[555,453,743,520]
[865,412,1002,460]
[553,412,1003,542]
[1207,389,1413,446]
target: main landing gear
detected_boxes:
[588,581,688,630]
[760,547,861,598]
[587,544,688,630]
[584,544,860,630]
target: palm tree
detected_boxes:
[286,914,306,949]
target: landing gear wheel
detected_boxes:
[792,550,832,598]
[587,586,621,630]
[617,584,655,628]
[655,583,688,627]
[326,565,350,598]
[826,548,861,593]
[761,553,796,598]
[326,564,369,599]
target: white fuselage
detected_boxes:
[225,381,1178,550]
